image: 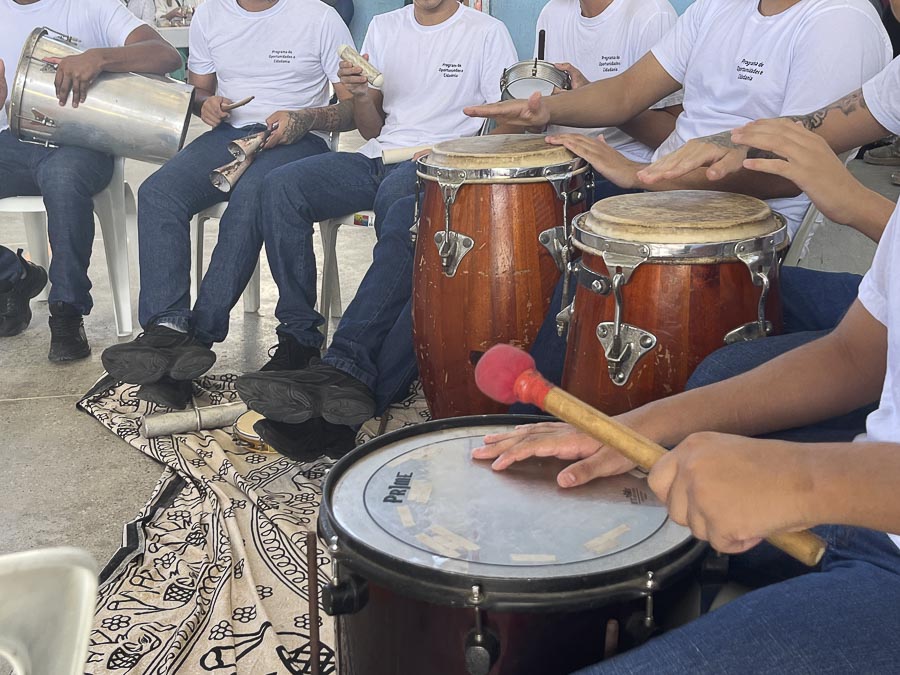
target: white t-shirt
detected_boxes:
[650,0,891,236]
[536,0,681,163]
[357,4,518,159]
[0,0,143,131]
[862,56,900,137]
[855,202,900,550]
[188,0,352,131]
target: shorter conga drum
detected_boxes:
[414,135,588,418]
[563,191,788,415]
[319,416,705,675]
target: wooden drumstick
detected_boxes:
[474,344,827,568]
[222,96,254,112]
[338,44,384,87]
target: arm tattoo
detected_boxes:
[280,99,357,144]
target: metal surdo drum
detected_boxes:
[319,416,705,675]
[563,191,788,415]
[413,135,588,418]
[9,27,194,164]
[500,59,571,100]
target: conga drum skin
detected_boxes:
[563,191,788,415]
[500,59,571,100]
[414,135,587,418]
[319,416,705,675]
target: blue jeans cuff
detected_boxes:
[322,354,376,392]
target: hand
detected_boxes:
[45,50,106,108]
[263,110,311,147]
[200,96,232,127]
[735,118,864,226]
[546,133,643,188]
[338,56,371,98]
[648,432,813,555]
[464,91,550,133]
[554,62,589,90]
[0,60,6,105]
[412,148,431,161]
[471,421,638,487]
[637,131,748,185]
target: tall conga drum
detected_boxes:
[413,135,588,418]
[563,191,788,415]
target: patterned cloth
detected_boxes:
[78,375,429,674]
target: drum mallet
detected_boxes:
[222,96,254,112]
[473,344,827,567]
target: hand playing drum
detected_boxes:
[553,62,589,90]
[463,91,551,133]
[44,49,106,108]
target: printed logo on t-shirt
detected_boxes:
[269,49,295,65]
[598,55,622,73]
[439,62,464,79]
[736,58,765,82]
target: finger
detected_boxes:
[71,78,83,109]
[708,533,762,556]
[705,153,747,181]
[557,451,630,487]
[647,453,677,503]
[526,91,542,114]
[57,72,73,105]
[742,157,793,178]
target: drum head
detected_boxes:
[234,410,266,449]
[425,134,576,170]
[506,78,556,99]
[583,191,779,244]
[321,416,700,610]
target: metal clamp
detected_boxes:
[725,235,779,344]
[538,225,566,274]
[432,169,474,277]
[597,272,657,386]
[25,108,56,128]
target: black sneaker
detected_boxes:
[48,302,91,362]
[0,249,48,338]
[102,324,216,385]
[137,376,193,410]
[253,417,357,462]
[260,333,321,372]
[236,363,375,426]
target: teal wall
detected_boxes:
[349,1,694,58]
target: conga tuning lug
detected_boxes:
[538,226,567,274]
[434,231,474,277]
[724,320,774,344]
[597,322,657,386]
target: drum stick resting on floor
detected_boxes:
[473,343,826,568]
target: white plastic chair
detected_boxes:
[190,201,261,313]
[0,547,97,675]
[0,157,136,336]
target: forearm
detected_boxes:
[289,100,357,134]
[838,183,895,242]
[91,40,182,76]
[191,87,215,117]
[351,94,385,140]
[640,165,799,199]
[547,80,643,129]
[618,108,678,150]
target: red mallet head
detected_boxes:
[475,344,554,409]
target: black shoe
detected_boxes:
[137,376,193,410]
[0,249,48,337]
[102,324,216,384]
[237,363,375,426]
[260,333,321,372]
[253,417,357,462]
[48,302,91,362]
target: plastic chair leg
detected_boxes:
[243,259,261,313]
[23,211,50,302]
[94,184,133,336]
[190,215,204,305]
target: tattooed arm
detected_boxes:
[263,100,356,148]
[639,89,890,184]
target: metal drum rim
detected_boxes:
[501,59,570,92]
[9,27,52,139]
[416,158,588,184]
[319,415,706,612]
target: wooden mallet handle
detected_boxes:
[515,371,827,567]
[222,96,254,112]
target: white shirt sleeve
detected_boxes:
[638,11,682,109]
[858,207,899,327]
[649,0,706,85]
[187,7,215,75]
[359,21,381,90]
[480,24,518,104]
[96,0,145,46]
[318,8,354,84]
[862,57,900,136]
[778,7,890,116]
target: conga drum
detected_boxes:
[563,191,788,415]
[414,135,588,418]
[319,416,705,675]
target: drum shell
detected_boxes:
[412,179,583,419]
[563,251,783,415]
[500,59,570,100]
[9,28,194,164]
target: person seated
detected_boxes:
[472,184,900,671]
[231,0,517,454]
[100,0,354,409]
[0,0,181,361]
[535,0,683,200]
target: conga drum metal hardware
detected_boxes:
[9,27,194,164]
[500,59,571,100]
[318,416,705,675]
[414,135,588,418]
[563,191,788,414]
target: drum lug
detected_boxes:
[26,108,57,128]
[464,585,500,675]
[724,320,774,344]
[322,537,368,618]
[597,322,657,386]
[434,231,474,277]
[538,225,567,274]
[734,234,780,344]
[576,260,612,296]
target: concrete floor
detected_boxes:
[0,130,896,573]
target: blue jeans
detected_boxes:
[575,526,900,674]
[137,124,329,343]
[0,129,113,314]
[259,153,419,348]
[322,194,419,415]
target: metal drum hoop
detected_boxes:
[501,59,571,98]
[319,415,706,613]
[416,157,588,185]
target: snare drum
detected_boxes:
[319,416,705,675]
[563,191,788,415]
[414,135,588,418]
[9,27,194,163]
[501,59,571,100]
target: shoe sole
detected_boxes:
[168,349,217,381]
[236,373,374,426]
[102,345,216,384]
[0,265,48,337]
[49,345,92,363]
[137,384,190,410]
[863,155,900,166]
